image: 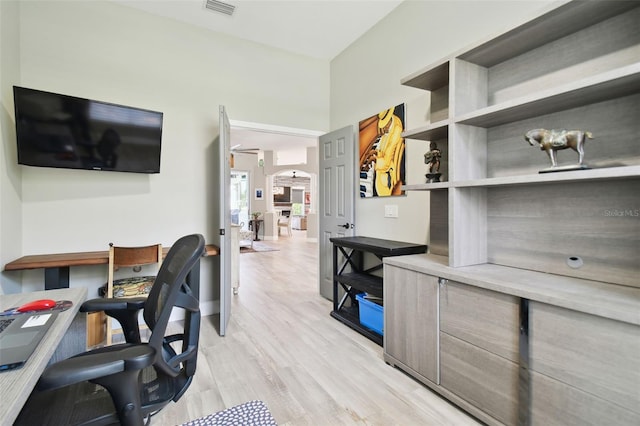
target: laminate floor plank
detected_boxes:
[154,231,480,425]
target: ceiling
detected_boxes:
[112,0,402,154]
[113,0,402,60]
[231,127,318,154]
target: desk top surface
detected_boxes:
[4,244,219,271]
[0,287,88,424]
[330,236,427,257]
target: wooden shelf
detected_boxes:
[335,273,383,298]
[402,119,449,141]
[402,182,450,191]
[330,309,383,346]
[456,65,640,127]
[401,60,449,90]
[452,165,640,188]
[403,166,640,192]
[458,1,639,68]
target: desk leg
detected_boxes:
[45,267,69,290]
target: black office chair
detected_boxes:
[16,234,206,426]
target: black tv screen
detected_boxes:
[13,86,163,173]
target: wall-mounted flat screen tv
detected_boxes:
[13,86,163,173]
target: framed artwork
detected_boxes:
[255,188,264,200]
[358,104,405,197]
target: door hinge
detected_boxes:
[219,228,225,235]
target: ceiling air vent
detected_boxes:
[204,0,236,16]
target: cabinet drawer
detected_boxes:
[384,266,439,383]
[440,280,519,361]
[531,370,640,426]
[530,302,640,414]
[440,332,519,426]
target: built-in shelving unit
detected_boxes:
[400,0,640,286]
[386,3,640,425]
[455,65,640,128]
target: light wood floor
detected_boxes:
[155,231,480,425]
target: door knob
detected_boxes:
[339,223,350,229]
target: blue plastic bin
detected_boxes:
[356,293,383,335]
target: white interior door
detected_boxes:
[318,125,355,299]
[219,105,232,336]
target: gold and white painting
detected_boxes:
[358,104,405,197]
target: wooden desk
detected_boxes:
[3,244,219,290]
[329,236,427,345]
[0,287,88,425]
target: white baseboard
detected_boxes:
[200,300,220,316]
[167,300,219,322]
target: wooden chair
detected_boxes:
[238,221,255,248]
[278,215,292,236]
[103,242,162,345]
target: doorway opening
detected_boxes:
[230,120,322,243]
[273,169,311,235]
[230,170,250,233]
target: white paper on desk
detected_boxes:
[22,313,52,328]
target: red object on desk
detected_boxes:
[17,299,57,312]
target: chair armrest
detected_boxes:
[81,297,146,313]
[82,297,147,343]
[37,345,155,391]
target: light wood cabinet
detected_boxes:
[530,302,640,422]
[439,282,520,425]
[530,370,640,426]
[383,265,438,384]
[440,280,519,361]
[385,254,640,426]
[440,333,519,426]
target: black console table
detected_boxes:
[330,236,427,345]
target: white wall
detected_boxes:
[330,0,554,246]
[4,0,329,305]
[0,0,23,294]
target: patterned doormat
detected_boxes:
[181,400,277,425]
[240,242,279,254]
